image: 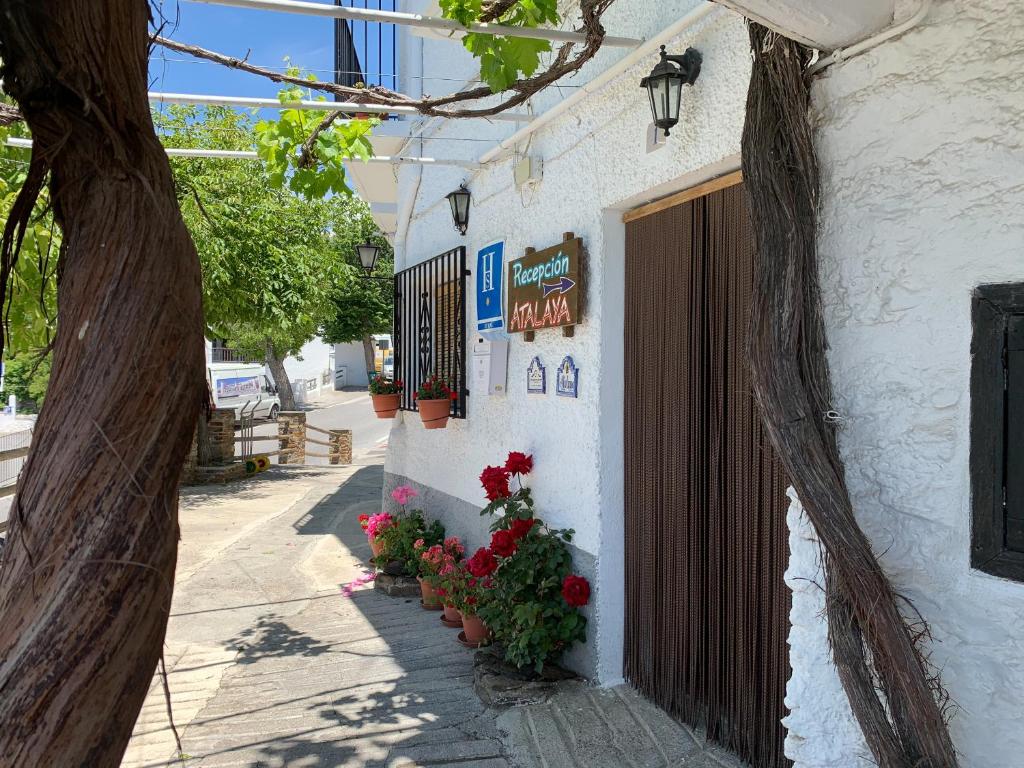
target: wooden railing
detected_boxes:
[276,412,352,465]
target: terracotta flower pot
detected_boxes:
[371,393,401,419]
[417,398,451,429]
[369,536,383,559]
[461,613,488,644]
[418,577,441,608]
[443,603,461,623]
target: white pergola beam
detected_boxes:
[150,91,534,123]
[713,0,895,50]
[186,0,642,48]
[4,137,480,168]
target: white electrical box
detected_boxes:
[514,155,543,189]
[472,336,509,396]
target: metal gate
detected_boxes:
[623,181,792,768]
[393,247,468,418]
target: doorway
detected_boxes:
[623,177,791,768]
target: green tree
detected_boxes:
[320,223,393,376]
[0,99,60,406]
[156,104,371,409]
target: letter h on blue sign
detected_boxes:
[476,241,505,332]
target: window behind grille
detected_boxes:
[392,247,468,418]
[971,283,1024,582]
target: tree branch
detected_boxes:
[0,102,21,126]
[1,3,615,129]
[154,0,615,119]
[480,0,524,23]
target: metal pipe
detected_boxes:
[806,0,932,75]
[479,3,721,164]
[148,91,534,123]
[4,137,480,168]
[186,0,642,47]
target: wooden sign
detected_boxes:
[507,233,582,338]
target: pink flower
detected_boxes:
[366,512,394,539]
[444,537,465,557]
[391,485,419,506]
[413,538,426,550]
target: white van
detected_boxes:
[207,363,281,420]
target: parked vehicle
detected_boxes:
[207,363,280,420]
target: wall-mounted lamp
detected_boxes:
[354,242,389,281]
[640,46,702,137]
[446,184,471,236]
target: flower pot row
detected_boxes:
[418,577,490,646]
[368,374,457,429]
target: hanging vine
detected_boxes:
[741,23,958,768]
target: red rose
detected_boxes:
[562,574,590,607]
[467,547,498,577]
[479,465,511,501]
[509,517,536,540]
[490,530,517,558]
[504,451,533,476]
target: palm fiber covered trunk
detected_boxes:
[741,24,957,768]
[624,182,791,768]
[0,1,205,764]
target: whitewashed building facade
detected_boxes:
[351,1,1024,766]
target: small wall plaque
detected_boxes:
[556,356,579,398]
[527,356,546,395]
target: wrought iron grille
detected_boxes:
[334,0,398,93]
[393,247,468,418]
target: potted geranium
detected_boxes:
[459,548,497,646]
[369,374,404,419]
[476,451,591,673]
[364,512,394,559]
[413,375,457,429]
[432,537,466,625]
[415,541,445,610]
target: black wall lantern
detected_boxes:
[446,184,471,236]
[355,241,389,281]
[640,46,702,137]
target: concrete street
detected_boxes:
[121,450,747,768]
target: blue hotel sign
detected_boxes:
[476,240,505,334]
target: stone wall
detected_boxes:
[277,411,306,464]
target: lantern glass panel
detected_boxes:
[667,76,683,126]
[357,243,379,272]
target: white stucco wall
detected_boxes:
[784,1,1024,766]
[388,2,752,681]
[283,336,333,384]
[334,341,370,388]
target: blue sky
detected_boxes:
[150,3,336,97]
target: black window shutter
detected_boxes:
[971,283,1024,582]
[1006,315,1024,553]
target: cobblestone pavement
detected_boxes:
[123,452,746,768]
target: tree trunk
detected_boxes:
[265,338,296,411]
[362,334,377,378]
[0,2,206,765]
[741,25,957,767]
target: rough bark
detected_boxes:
[264,338,296,411]
[0,1,205,764]
[741,25,957,767]
[362,335,377,378]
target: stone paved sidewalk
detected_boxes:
[123,453,745,768]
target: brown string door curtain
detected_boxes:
[624,181,792,768]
